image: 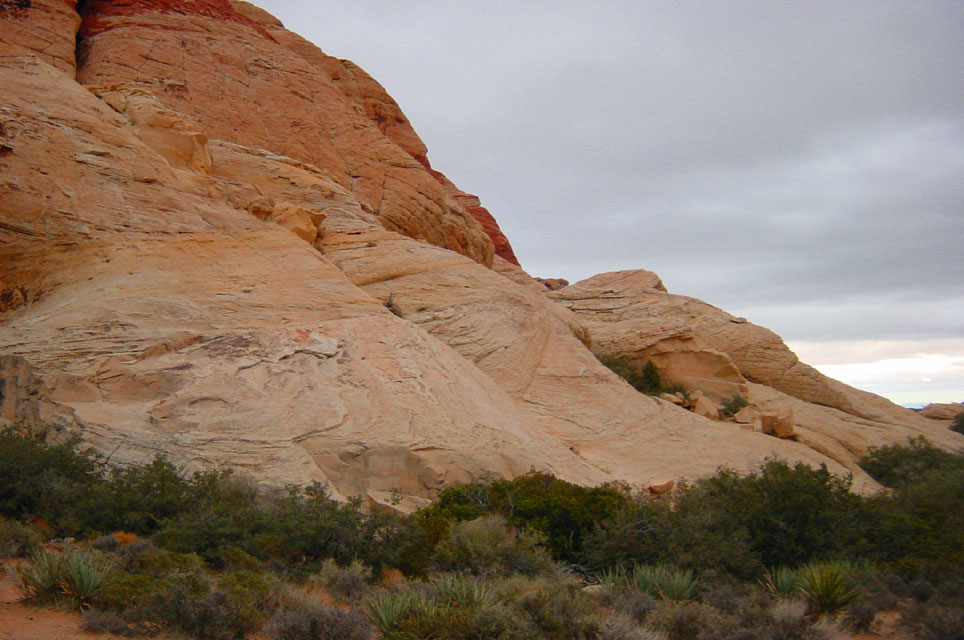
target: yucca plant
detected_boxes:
[761,566,801,599]
[657,567,699,601]
[431,574,498,610]
[798,561,861,616]
[597,566,630,592]
[59,550,114,609]
[18,550,65,604]
[630,564,669,597]
[367,590,437,636]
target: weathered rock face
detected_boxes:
[2,1,961,505]
[921,403,964,421]
[75,0,494,267]
[550,270,962,476]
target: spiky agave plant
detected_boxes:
[58,550,114,609]
[798,561,861,616]
[431,574,498,610]
[18,550,65,604]
[656,567,699,601]
[760,566,801,599]
[366,590,437,636]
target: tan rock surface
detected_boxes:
[76,0,494,266]
[920,402,964,420]
[0,0,80,74]
[0,56,598,501]
[3,2,962,508]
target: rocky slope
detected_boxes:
[1,0,959,506]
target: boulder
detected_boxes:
[648,478,675,495]
[761,409,796,439]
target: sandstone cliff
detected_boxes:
[1,0,959,506]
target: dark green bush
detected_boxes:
[719,394,748,418]
[422,471,628,562]
[0,516,43,556]
[951,413,964,436]
[599,357,663,395]
[0,427,105,533]
[860,436,964,489]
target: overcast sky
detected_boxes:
[253,1,964,405]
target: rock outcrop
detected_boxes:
[921,402,964,421]
[2,1,960,505]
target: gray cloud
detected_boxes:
[255,0,964,346]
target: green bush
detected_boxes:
[719,394,748,418]
[432,515,555,577]
[423,471,628,562]
[0,516,43,556]
[860,436,964,489]
[599,357,663,395]
[950,412,964,435]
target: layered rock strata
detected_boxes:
[2,1,960,506]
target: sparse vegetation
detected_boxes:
[951,412,964,435]
[2,427,964,639]
[719,394,748,417]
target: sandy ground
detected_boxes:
[0,560,129,640]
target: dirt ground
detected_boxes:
[0,558,915,640]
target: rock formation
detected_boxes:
[2,0,960,507]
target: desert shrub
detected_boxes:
[719,394,748,418]
[98,457,196,535]
[312,559,372,602]
[584,487,761,579]
[267,604,375,640]
[862,463,964,576]
[951,413,964,435]
[683,461,865,570]
[98,571,169,610]
[860,436,964,489]
[81,609,155,637]
[152,471,268,565]
[425,471,628,563]
[797,561,861,616]
[902,595,964,640]
[597,613,667,640]
[600,357,662,395]
[518,585,599,639]
[140,583,251,640]
[0,427,106,533]
[648,601,729,640]
[432,515,556,577]
[367,589,439,638]
[0,516,43,556]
